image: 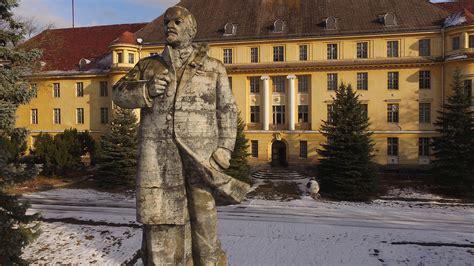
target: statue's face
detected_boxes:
[164,8,195,48]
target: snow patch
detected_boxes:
[22,222,141,265]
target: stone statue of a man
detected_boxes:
[112,5,250,266]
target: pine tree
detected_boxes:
[432,69,474,195]
[317,83,377,201]
[96,106,138,188]
[0,0,42,263]
[225,114,251,184]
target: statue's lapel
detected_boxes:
[162,45,176,76]
[177,44,208,92]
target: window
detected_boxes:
[384,12,398,26]
[419,103,431,123]
[273,19,285,33]
[272,105,285,124]
[128,53,135,64]
[298,105,309,123]
[419,137,430,157]
[387,104,399,123]
[361,104,368,119]
[149,52,158,56]
[298,75,309,93]
[357,72,368,90]
[100,81,108,97]
[325,17,337,30]
[387,41,399,57]
[470,36,474,48]
[251,140,258,158]
[357,42,368,58]
[419,39,431,56]
[452,36,460,50]
[300,141,308,159]
[327,73,338,90]
[418,71,430,89]
[100,107,109,124]
[77,108,84,124]
[53,83,60,98]
[250,47,259,63]
[464,80,472,104]
[327,104,334,123]
[388,72,399,90]
[250,106,260,123]
[224,23,237,36]
[299,45,308,61]
[228,77,232,90]
[31,109,38,124]
[327,43,338,59]
[53,108,61,124]
[387,137,399,156]
[76,82,84,97]
[250,77,260,93]
[117,52,123,63]
[273,46,284,62]
[31,83,38,98]
[223,48,233,64]
[272,76,285,93]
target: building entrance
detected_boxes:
[271,141,287,167]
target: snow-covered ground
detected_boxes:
[22,189,474,265]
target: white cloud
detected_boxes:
[14,0,71,29]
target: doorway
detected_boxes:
[271,140,287,167]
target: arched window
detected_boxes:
[384,12,397,26]
[325,16,337,30]
[273,19,285,33]
[224,23,237,36]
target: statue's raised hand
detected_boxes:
[148,69,170,98]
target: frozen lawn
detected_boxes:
[22,189,474,265]
[22,223,141,265]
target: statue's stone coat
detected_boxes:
[113,43,249,226]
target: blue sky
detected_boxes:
[14,0,179,29]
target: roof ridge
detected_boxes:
[50,22,148,31]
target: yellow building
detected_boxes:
[17,0,474,167]
[18,23,146,143]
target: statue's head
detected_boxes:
[164,6,197,48]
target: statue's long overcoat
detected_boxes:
[113,44,238,225]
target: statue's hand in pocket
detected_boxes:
[210,147,231,171]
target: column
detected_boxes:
[287,74,296,131]
[261,75,270,130]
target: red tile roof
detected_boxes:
[434,0,474,14]
[110,31,138,45]
[23,23,146,71]
[463,7,474,22]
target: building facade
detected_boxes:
[17,0,474,167]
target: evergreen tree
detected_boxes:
[0,0,42,263]
[32,129,96,175]
[96,106,138,188]
[432,69,474,195]
[317,83,377,201]
[225,114,251,184]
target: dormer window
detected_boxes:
[78,58,91,71]
[383,12,397,27]
[325,16,337,30]
[273,19,285,33]
[224,23,237,36]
